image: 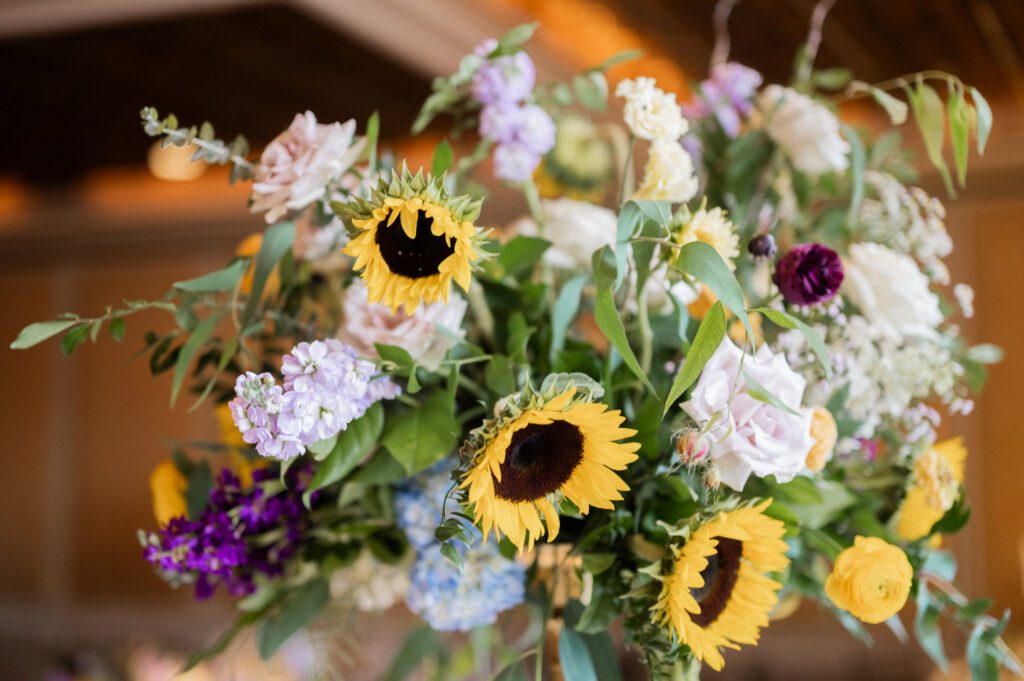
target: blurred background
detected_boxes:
[2,0,1023,679]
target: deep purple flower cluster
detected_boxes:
[470,40,554,182]
[230,339,400,460]
[142,465,314,599]
[773,243,845,305]
[682,62,763,138]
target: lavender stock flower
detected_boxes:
[773,243,844,305]
[471,51,536,105]
[683,62,763,138]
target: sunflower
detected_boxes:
[895,437,966,541]
[652,500,790,671]
[461,381,640,551]
[340,167,488,314]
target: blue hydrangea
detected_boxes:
[406,541,526,631]
[393,462,454,550]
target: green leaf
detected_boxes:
[550,274,588,362]
[60,324,90,356]
[593,287,658,397]
[440,541,464,569]
[744,370,801,416]
[966,343,1003,364]
[170,312,223,406]
[108,318,126,342]
[844,124,866,222]
[906,80,954,195]
[572,72,608,110]
[581,553,616,575]
[754,308,832,380]
[957,598,993,621]
[967,621,999,681]
[485,355,517,395]
[787,479,856,529]
[383,627,441,681]
[922,550,957,581]
[381,391,457,474]
[351,451,407,485]
[431,139,454,177]
[10,319,81,350]
[304,402,385,503]
[493,660,528,681]
[499,235,551,279]
[812,67,853,90]
[181,613,261,672]
[614,201,642,290]
[241,221,295,325]
[496,22,539,54]
[256,578,329,660]
[969,87,992,154]
[366,111,381,172]
[664,301,725,416]
[376,343,416,370]
[948,86,970,186]
[308,435,338,460]
[172,259,248,292]
[675,241,754,345]
[558,628,598,681]
[592,49,643,72]
[185,461,213,521]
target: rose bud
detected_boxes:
[676,428,712,465]
[773,243,843,305]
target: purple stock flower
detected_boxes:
[231,340,399,460]
[471,51,536,105]
[493,144,541,183]
[682,62,763,137]
[142,464,316,599]
[773,243,844,305]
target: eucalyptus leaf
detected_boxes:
[593,288,658,396]
[256,578,329,660]
[674,242,754,345]
[947,86,970,186]
[10,319,81,350]
[906,80,954,195]
[173,259,247,292]
[664,302,725,416]
[969,87,992,154]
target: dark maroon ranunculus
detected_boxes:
[772,243,844,305]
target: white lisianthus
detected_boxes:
[632,138,699,203]
[329,551,411,613]
[841,242,943,339]
[682,338,815,491]
[511,198,617,270]
[615,77,688,141]
[338,280,467,371]
[251,111,366,223]
[757,85,850,176]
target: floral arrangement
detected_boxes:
[12,14,1021,681]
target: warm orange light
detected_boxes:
[500,0,690,97]
[147,141,207,182]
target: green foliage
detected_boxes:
[256,578,329,660]
[594,287,658,397]
[664,302,725,416]
[381,391,458,474]
[304,402,385,505]
[673,242,754,344]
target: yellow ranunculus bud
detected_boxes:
[150,460,187,526]
[806,407,838,472]
[237,233,280,297]
[824,536,912,624]
[895,437,967,542]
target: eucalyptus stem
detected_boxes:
[838,70,966,102]
[161,126,256,172]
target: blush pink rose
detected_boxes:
[681,337,815,490]
[251,111,365,223]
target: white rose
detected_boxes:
[615,77,688,141]
[251,111,366,223]
[682,338,815,491]
[632,138,699,204]
[757,85,849,176]
[337,280,467,371]
[841,242,943,339]
[511,198,617,270]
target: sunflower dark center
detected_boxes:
[375,209,455,279]
[690,537,743,627]
[492,421,584,502]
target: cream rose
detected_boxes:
[758,85,849,176]
[337,281,467,371]
[511,198,617,270]
[632,138,699,204]
[251,111,366,223]
[615,77,688,141]
[841,242,943,339]
[681,338,815,491]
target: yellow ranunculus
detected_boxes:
[237,233,280,297]
[825,536,912,624]
[895,437,967,541]
[150,460,187,526]
[806,407,838,473]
